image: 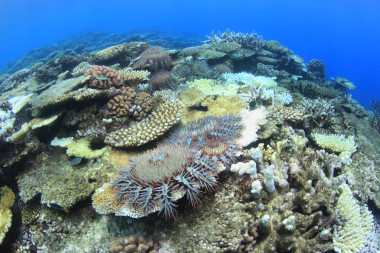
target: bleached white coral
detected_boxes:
[230,161,257,178]
[236,107,267,147]
[275,92,293,105]
[221,72,277,88]
[333,184,375,253]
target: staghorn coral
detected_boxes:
[120,68,150,86]
[0,186,15,245]
[105,100,183,147]
[333,184,376,253]
[133,46,172,72]
[85,65,123,89]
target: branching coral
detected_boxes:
[311,133,357,157]
[85,65,123,89]
[105,100,183,147]
[133,46,172,72]
[333,184,375,253]
[119,68,150,86]
[206,29,264,50]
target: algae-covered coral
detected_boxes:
[0,30,379,253]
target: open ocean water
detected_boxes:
[0,0,379,252]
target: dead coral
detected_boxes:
[86,65,123,89]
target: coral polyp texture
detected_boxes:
[133,46,172,72]
[119,68,150,86]
[111,145,218,219]
[333,184,376,253]
[105,99,183,147]
[85,65,123,89]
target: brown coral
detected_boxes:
[107,87,153,120]
[86,65,123,89]
[107,87,136,117]
[109,235,157,253]
[133,46,172,72]
[105,100,183,147]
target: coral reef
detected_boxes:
[120,68,150,86]
[105,100,183,147]
[333,184,376,253]
[0,30,379,253]
[109,234,157,253]
[85,65,124,89]
[0,186,15,245]
[107,86,153,120]
[133,46,172,72]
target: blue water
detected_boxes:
[0,0,379,108]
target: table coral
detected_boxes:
[86,65,123,89]
[105,100,183,147]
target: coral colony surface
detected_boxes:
[0,30,379,253]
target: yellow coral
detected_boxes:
[181,94,248,124]
[0,186,15,245]
[94,44,125,58]
[51,137,109,159]
[333,184,374,253]
[311,133,357,155]
[120,68,150,85]
[187,79,225,95]
[92,184,123,215]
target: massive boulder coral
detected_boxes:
[105,99,183,147]
[85,65,123,89]
[107,87,154,120]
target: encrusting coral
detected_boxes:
[85,65,123,89]
[105,99,183,147]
